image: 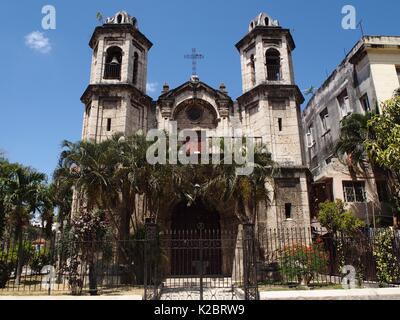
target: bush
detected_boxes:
[373,229,400,285]
[280,244,328,286]
[0,249,17,288]
[318,200,364,235]
[31,250,53,274]
[62,257,84,296]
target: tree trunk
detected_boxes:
[15,230,24,286]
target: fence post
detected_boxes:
[198,223,205,301]
[145,219,157,300]
[242,223,259,300]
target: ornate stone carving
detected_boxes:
[159,99,173,119]
[106,11,137,27]
[217,99,231,119]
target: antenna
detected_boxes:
[357,20,365,37]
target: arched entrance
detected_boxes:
[170,201,222,276]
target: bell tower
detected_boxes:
[236,12,296,93]
[236,12,305,165]
[81,11,153,142]
[236,13,311,230]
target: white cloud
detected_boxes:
[146,82,158,94]
[25,31,52,54]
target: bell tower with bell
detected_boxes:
[80,11,153,142]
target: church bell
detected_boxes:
[110,56,120,65]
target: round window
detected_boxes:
[186,105,203,122]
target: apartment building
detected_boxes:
[302,36,400,227]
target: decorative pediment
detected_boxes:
[157,80,233,120]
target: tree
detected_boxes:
[365,94,400,227]
[0,163,48,283]
[96,12,104,25]
[57,135,151,241]
[0,156,9,239]
[57,134,276,237]
[335,113,373,174]
[318,200,364,235]
[36,184,55,239]
[52,167,74,233]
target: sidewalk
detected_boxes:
[0,295,143,300]
[260,288,400,300]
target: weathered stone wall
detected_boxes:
[301,36,400,224]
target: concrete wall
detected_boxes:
[368,50,400,106]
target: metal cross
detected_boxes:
[184,48,204,76]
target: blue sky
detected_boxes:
[0,0,399,179]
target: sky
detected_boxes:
[0,0,399,179]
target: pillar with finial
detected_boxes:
[162,83,170,94]
[219,83,228,94]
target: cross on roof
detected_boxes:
[184,48,204,76]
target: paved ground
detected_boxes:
[260,288,400,300]
[160,277,243,300]
[0,295,143,300]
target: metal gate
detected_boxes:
[144,222,259,300]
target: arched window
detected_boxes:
[250,54,256,86]
[117,14,123,24]
[133,52,139,85]
[265,17,269,26]
[265,48,281,81]
[104,46,122,80]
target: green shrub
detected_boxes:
[0,249,17,288]
[373,229,400,285]
[280,244,328,286]
[31,250,53,274]
[318,200,364,235]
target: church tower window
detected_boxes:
[285,203,292,219]
[104,46,122,80]
[133,52,139,85]
[266,48,281,81]
[278,118,283,131]
[265,17,269,26]
[250,54,256,86]
[106,118,112,132]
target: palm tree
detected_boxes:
[0,156,10,239]
[1,163,47,284]
[52,167,74,233]
[335,113,373,174]
[57,134,277,236]
[37,184,55,239]
[197,142,276,225]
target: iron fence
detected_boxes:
[256,228,400,288]
[0,227,399,297]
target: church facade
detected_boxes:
[79,11,311,233]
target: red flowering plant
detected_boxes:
[280,243,329,286]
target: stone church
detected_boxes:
[79,11,311,234]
